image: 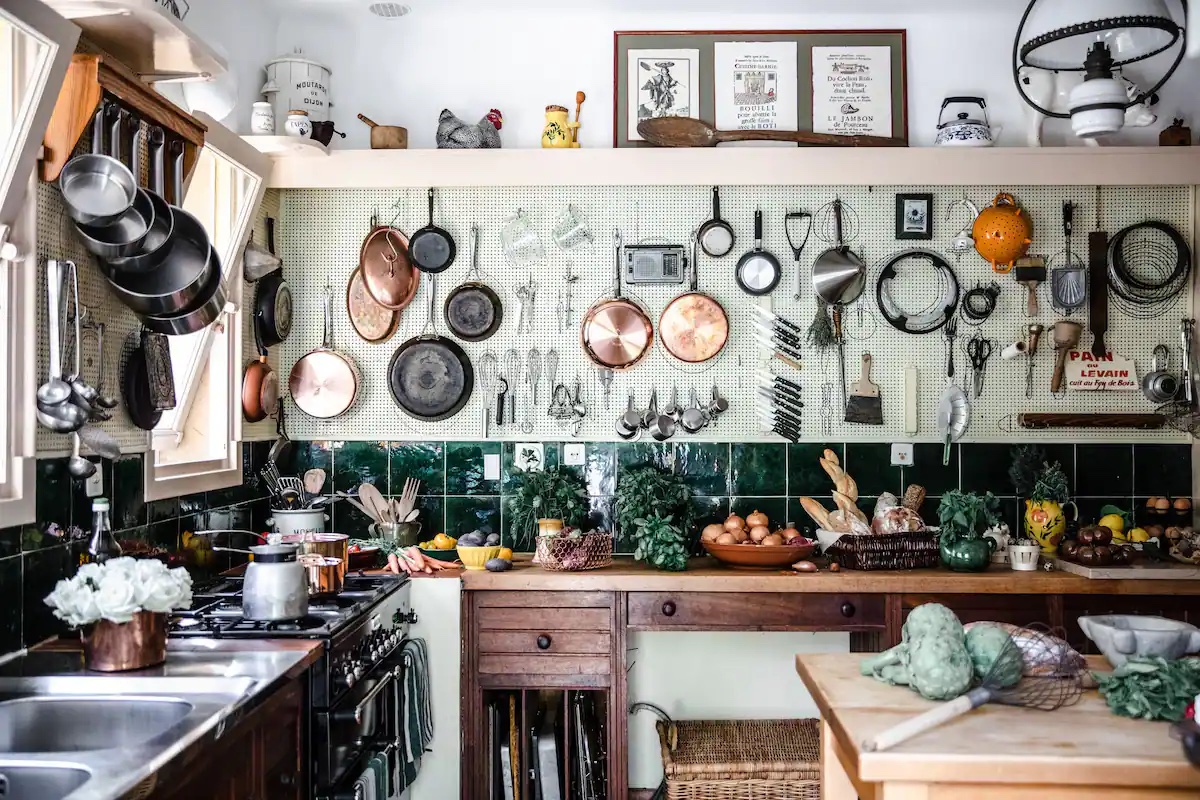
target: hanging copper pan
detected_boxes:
[359,217,420,311]
[659,232,729,363]
[289,288,360,419]
[581,231,653,370]
[346,266,398,342]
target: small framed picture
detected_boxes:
[896,193,933,240]
[626,48,701,142]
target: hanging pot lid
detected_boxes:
[359,220,419,311]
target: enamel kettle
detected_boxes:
[935,97,997,147]
[243,542,309,621]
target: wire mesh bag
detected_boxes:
[535,531,613,571]
[657,719,821,800]
[825,530,941,570]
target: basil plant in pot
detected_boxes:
[937,491,1001,573]
[616,466,695,572]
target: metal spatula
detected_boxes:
[1051,202,1086,314]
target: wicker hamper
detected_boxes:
[656,719,821,800]
[824,530,940,570]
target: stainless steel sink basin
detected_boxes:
[0,697,193,752]
[0,763,92,800]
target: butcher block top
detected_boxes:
[795,653,1200,792]
[460,556,1200,594]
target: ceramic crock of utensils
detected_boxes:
[1142,344,1180,403]
[698,187,735,257]
[299,554,344,598]
[357,113,409,149]
[934,96,998,146]
[242,543,309,621]
[1078,615,1200,669]
[735,210,782,296]
[268,508,330,536]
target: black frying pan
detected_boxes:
[388,275,474,421]
[256,218,292,346]
[735,209,781,296]
[445,225,502,341]
[122,334,161,431]
[408,187,456,274]
[698,186,735,257]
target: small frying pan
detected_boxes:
[581,231,654,370]
[289,288,361,419]
[256,218,292,347]
[445,225,503,341]
[698,187,735,257]
[409,187,456,274]
[735,210,781,296]
[241,314,278,423]
[388,275,475,421]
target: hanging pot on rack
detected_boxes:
[255,218,292,346]
[289,287,360,419]
[387,274,475,421]
[444,225,503,341]
[242,314,279,423]
[359,215,420,310]
[581,231,653,370]
[659,232,728,362]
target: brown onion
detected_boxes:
[746,510,769,528]
[749,525,771,543]
[715,532,736,545]
[779,526,800,541]
[731,526,749,543]
[724,515,746,531]
[761,533,785,546]
[701,524,726,543]
[792,560,817,572]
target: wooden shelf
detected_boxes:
[41,0,227,80]
[242,135,329,158]
[264,146,1200,189]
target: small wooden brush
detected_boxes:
[1014,255,1047,317]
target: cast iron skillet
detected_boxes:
[388,275,474,421]
[408,188,456,274]
[256,218,292,346]
[445,226,503,341]
[122,334,161,431]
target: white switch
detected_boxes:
[891,443,914,467]
[564,444,585,466]
[85,463,104,497]
[483,453,501,481]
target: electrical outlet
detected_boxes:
[564,444,585,466]
[483,453,501,482]
[85,464,104,497]
[891,443,914,467]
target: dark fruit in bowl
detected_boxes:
[1111,547,1129,566]
[1077,545,1098,566]
[1093,526,1113,546]
[1077,526,1096,545]
[1060,540,1080,560]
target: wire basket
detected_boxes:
[824,530,941,570]
[657,718,821,800]
[535,531,613,571]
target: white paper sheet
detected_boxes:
[714,41,798,145]
[811,46,893,137]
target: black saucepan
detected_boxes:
[408,188,456,274]
[445,225,502,341]
[735,209,781,296]
[256,218,292,346]
[698,186,735,258]
[388,275,474,421]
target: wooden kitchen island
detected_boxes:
[796,653,1200,799]
[459,557,1200,799]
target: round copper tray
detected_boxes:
[359,225,420,310]
[581,298,653,369]
[659,292,729,363]
[346,267,398,342]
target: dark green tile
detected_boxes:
[615,441,672,473]
[288,440,333,477]
[686,497,729,554]
[333,503,375,542]
[582,443,617,496]
[332,441,391,495]
[23,545,71,646]
[446,496,501,539]
[1133,444,1191,497]
[413,495,444,538]
[787,443,844,496]
[446,441,502,495]
[1075,444,1133,497]
[35,458,72,532]
[146,497,180,525]
[994,496,1022,533]
[844,443,901,496]
[901,443,960,496]
[206,479,254,511]
[501,443,560,493]
[786,498,819,535]
[675,442,729,497]
[855,496,878,522]
[178,491,208,517]
[960,444,1017,495]
[389,441,445,495]
[730,443,787,496]
[0,556,21,654]
[729,497,788,529]
[586,496,615,540]
[1073,497,1128,528]
[20,523,66,553]
[0,527,19,559]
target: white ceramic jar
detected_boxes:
[250,101,275,135]
[284,109,311,138]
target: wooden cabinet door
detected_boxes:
[258,680,306,800]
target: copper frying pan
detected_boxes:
[659,231,729,363]
[242,313,279,422]
[581,231,653,370]
[346,266,398,342]
[288,287,360,419]
[359,217,420,311]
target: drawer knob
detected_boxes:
[661,601,677,617]
[841,601,856,618]
[536,634,553,650]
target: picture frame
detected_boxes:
[895,193,932,240]
[626,48,702,142]
[614,30,908,148]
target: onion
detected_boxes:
[724,515,746,531]
[780,526,800,540]
[761,533,785,546]
[701,523,726,543]
[731,526,748,543]
[746,510,769,528]
[715,532,737,545]
[749,525,770,543]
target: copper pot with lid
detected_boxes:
[659,231,729,363]
[359,217,420,311]
[580,231,654,370]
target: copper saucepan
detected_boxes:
[288,290,360,419]
[299,555,344,598]
[659,231,729,363]
[282,532,349,580]
[581,231,654,370]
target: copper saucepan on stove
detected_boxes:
[299,555,344,598]
[659,231,729,363]
[360,216,420,311]
[281,532,349,580]
[581,231,654,370]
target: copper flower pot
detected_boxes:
[82,611,168,672]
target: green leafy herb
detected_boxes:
[1008,445,1044,497]
[1030,461,1070,504]
[1096,656,1200,722]
[632,515,689,572]
[506,466,588,546]
[615,466,693,540]
[937,491,1000,540]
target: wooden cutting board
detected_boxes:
[1054,558,1200,580]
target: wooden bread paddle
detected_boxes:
[638,117,907,148]
[845,352,884,425]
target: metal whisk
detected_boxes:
[864,623,1084,752]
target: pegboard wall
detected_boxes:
[277,184,1194,444]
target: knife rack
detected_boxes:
[40,39,206,183]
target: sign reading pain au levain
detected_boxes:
[1064,351,1139,392]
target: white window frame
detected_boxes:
[143,115,268,502]
[0,0,78,525]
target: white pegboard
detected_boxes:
[270,184,1194,444]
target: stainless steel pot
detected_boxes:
[75,110,154,260]
[243,543,308,621]
[141,245,228,336]
[58,106,136,228]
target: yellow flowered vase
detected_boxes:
[1024,499,1077,555]
[541,105,572,148]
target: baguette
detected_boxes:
[833,490,868,523]
[823,448,840,467]
[843,473,859,503]
[826,510,852,533]
[800,496,832,530]
[819,457,847,494]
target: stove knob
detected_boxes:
[353,662,366,680]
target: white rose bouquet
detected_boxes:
[45,557,194,627]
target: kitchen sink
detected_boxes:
[0,763,92,800]
[0,696,193,752]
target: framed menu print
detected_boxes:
[614,30,907,148]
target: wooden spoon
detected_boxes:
[637,116,906,148]
[358,482,390,523]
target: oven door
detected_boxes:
[316,650,406,793]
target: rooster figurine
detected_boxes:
[436,108,503,149]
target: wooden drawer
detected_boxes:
[478,655,612,689]
[627,592,885,631]
[479,629,610,655]
[475,591,613,609]
[902,594,1054,628]
[477,606,612,631]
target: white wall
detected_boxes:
[403,578,462,800]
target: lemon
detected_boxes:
[433,533,454,550]
[1099,513,1126,536]
[498,547,513,561]
[1129,527,1151,543]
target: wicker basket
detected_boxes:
[825,530,940,570]
[656,719,821,800]
[535,531,613,571]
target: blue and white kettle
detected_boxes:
[935,97,998,147]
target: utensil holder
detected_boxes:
[369,521,422,547]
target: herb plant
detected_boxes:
[1008,444,1045,497]
[1030,461,1070,504]
[506,466,588,545]
[615,466,693,541]
[633,515,689,572]
[937,490,1000,539]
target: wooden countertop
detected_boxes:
[460,556,1200,594]
[795,653,1200,792]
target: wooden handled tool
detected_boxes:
[637,116,907,148]
[1089,187,1109,356]
[1051,321,1083,393]
[1018,413,1165,430]
[844,353,883,425]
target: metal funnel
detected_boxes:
[812,247,866,305]
[244,238,283,282]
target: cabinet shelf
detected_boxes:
[264,146,1200,189]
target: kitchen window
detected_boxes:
[0,0,78,524]
[143,117,268,502]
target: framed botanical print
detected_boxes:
[896,193,933,240]
[626,49,701,142]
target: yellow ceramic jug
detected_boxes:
[1024,499,1077,555]
[541,105,572,148]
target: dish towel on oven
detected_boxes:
[396,637,433,789]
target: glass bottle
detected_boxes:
[83,498,122,565]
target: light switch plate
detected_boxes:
[891,443,914,467]
[84,463,104,497]
[564,444,585,466]
[483,453,501,482]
